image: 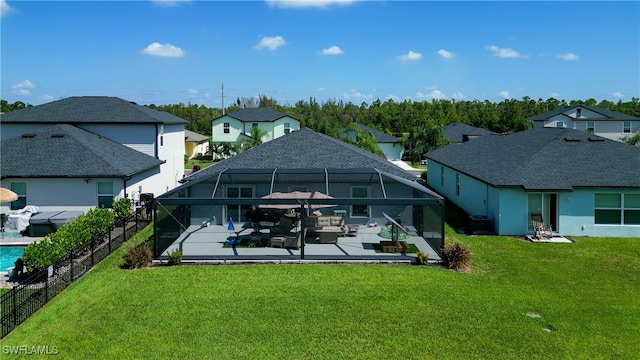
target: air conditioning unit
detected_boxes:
[469,215,491,234]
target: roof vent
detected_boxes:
[51,134,66,138]
[587,137,604,142]
[563,137,581,142]
[21,133,36,138]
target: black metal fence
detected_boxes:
[0,208,151,339]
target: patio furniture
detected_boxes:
[316,227,341,244]
[284,234,301,249]
[303,215,345,237]
[271,236,286,248]
[346,224,359,237]
[531,213,552,239]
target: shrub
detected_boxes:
[122,243,152,269]
[167,249,183,266]
[112,197,132,222]
[443,242,472,271]
[415,250,429,265]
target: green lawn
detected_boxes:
[1,225,638,359]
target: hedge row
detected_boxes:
[22,198,132,272]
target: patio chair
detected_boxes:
[284,234,301,249]
[531,213,552,239]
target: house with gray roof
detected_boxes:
[426,127,640,237]
[185,130,209,159]
[0,124,164,213]
[155,127,445,262]
[529,105,640,142]
[345,123,404,160]
[0,96,188,203]
[442,123,498,143]
[211,107,301,148]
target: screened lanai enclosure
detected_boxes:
[153,168,444,263]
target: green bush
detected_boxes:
[122,243,152,269]
[112,197,132,222]
[415,250,429,265]
[22,207,115,272]
[167,249,183,266]
[443,242,472,271]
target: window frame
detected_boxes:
[10,182,27,211]
[284,122,291,135]
[623,121,631,134]
[98,181,114,208]
[586,121,595,134]
[594,193,640,225]
[223,122,230,134]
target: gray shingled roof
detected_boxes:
[1,124,164,178]
[426,127,640,190]
[185,127,417,182]
[442,123,498,143]
[355,124,400,143]
[222,108,290,122]
[185,129,209,143]
[528,105,640,121]
[0,96,188,125]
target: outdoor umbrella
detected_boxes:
[259,191,335,210]
[0,188,18,203]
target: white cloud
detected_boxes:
[499,91,510,99]
[343,89,373,100]
[151,0,191,7]
[42,94,54,101]
[321,45,344,55]
[397,50,422,61]
[11,80,35,95]
[141,42,185,57]
[386,94,400,101]
[556,53,579,61]
[451,92,465,99]
[613,92,624,99]
[1,0,17,17]
[417,90,447,99]
[254,36,286,51]
[316,87,326,92]
[551,92,561,98]
[188,89,198,95]
[485,45,528,59]
[266,0,359,9]
[436,49,454,59]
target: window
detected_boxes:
[10,183,27,211]
[595,193,640,225]
[623,194,640,225]
[556,121,565,128]
[586,121,595,134]
[576,108,582,117]
[350,187,369,217]
[159,125,164,147]
[98,182,114,208]
[226,186,253,223]
[623,121,631,134]
[223,123,230,134]
[455,173,460,196]
[284,123,291,135]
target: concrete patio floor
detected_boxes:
[158,224,442,264]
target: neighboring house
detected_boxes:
[426,128,640,237]
[529,105,640,142]
[0,124,164,213]
[185,130,209,159]
[211,108,301,146]
[442,123,498,144]
[345,123,405,160]
[155,127,445,260]
[0,96,188,203]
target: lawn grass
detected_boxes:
[1,225,638,359]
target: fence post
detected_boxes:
[12,287,17,327]
[123,218,127,242]
[108,225,112,253]
[69,251,74,282]
[45,270,49,302]
[91,235,95,267]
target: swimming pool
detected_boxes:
[1,246,25,271]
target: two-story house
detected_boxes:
[0,96,187,213]
[529,105,640,142]
[212,108,301,147]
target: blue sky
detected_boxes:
[2,0,639,108]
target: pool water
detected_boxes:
[1,246,25,271]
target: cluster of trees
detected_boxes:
[4,96,639,161]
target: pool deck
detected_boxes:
[158,224,442,264]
